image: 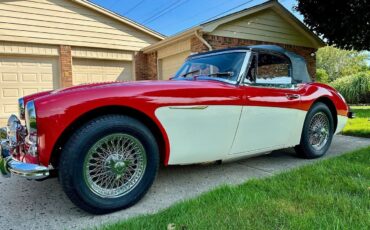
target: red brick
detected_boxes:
[200,35,317,79]
[59,45,73,88]
[135,51,158,80]
[139,34,317,81]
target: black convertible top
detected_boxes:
[188,45,312,83]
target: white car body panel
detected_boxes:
[230,106,306,155]
[156,105,307,165]
[156,105,347,165]
[335,115,348,135]
[155,105,242,165]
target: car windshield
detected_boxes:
[173,52,246,83]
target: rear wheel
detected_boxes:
[295,102,334,159]
[59,115,159,214]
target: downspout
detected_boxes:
[194,30,212,51]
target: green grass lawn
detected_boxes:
[342,106,370,138]
[101,147,370,230]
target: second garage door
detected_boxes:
[72,59,133,85]
[0,56,58,125]
[159,51,190,80]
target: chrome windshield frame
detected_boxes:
[173,50,252,85]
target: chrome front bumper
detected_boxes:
[0,130,49,180]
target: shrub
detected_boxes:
[316,68,330,83]
[331,71,370,104]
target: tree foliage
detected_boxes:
[295,0,370,50]
[316,46,368,82]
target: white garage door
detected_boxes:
[159,51,190,80]
[0,56,58,126]
[72,59,133,85]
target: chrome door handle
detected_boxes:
[286,94,300,100]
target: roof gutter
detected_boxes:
[194,30,212,51]
[142,27,200,53]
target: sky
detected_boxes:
[90,0,301,36]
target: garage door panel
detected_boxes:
[3,104,17,113]
[2,73,18,82]
[22,73,38,82]
[73,59,132,85]
[0,56,58,126]
[2,88,19,97]
[160,51,190,80]
[41,73,53,82]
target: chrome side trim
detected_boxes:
[25,101,38,157]
[237,51,252,84]
[168,106,209,110]
[187,50,249,60]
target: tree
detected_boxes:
[295,0,370,50]
[316,46,368,82]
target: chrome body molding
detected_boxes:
[25,100,38,157]
[168,105,209,110]
[18,98,25,119]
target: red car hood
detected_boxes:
[24,80,234,103]
[52,80,230,92]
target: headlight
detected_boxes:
[7,115,22,147]
[18,98,25,120]
[25,100,38,156]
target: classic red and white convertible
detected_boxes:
[0,45,353,213]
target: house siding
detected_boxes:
[72,47,133,61]
[209,9,314,48]
[0,0,159,51]
[0,41,59,56]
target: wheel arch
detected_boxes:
[50,105,168,169]
[312,97,338,131]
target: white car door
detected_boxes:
[230,52,305,156]
[156,105,242,165]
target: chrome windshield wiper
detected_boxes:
[180,69,200,78]
[207,72,234,77]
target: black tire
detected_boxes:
[59,115,159,214]
[295,102,334,159]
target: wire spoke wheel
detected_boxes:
[308,112,330,151]
[83,133,147,198]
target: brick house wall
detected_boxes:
[136,34,317,80]
[60,45,73,88]
[196,34,317,79]
[135,51,158,80]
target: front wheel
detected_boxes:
[295,102,334,159]
[59,115,159,214]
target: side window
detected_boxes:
[245,52,292,88]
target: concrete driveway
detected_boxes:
[0,135,369,230]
